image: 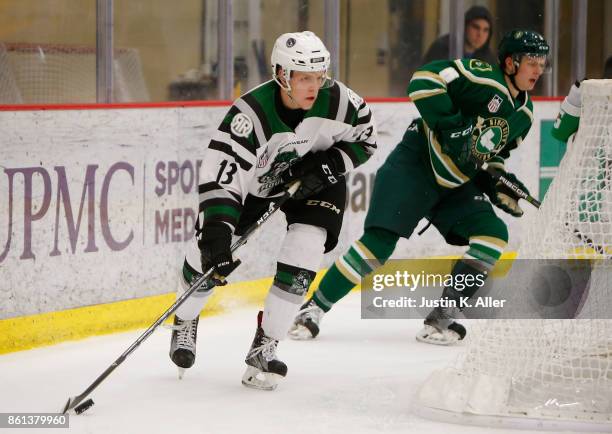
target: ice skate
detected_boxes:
[416,306,466,346]
[288,298,324,340]
[242,311,287,390]
[169,315,199,379]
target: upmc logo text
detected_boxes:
[0,162,134,264]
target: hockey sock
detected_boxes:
[464,235,507,269]
[262,224,326,340]
[312,227,399,312]
[174,259,214,320]
[443,235,507,301]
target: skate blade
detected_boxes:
[178,367,186,380]
[287,324,314,341]
[241,366,282,391]
[416,325,461,346]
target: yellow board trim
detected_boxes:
[0,276,274,355]
[0,252,519,355]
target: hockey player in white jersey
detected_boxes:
[169,31,377,390]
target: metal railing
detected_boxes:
[91,0,589,101]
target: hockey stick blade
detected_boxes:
[60,181,300,414]
[63,396,94,415]
[62,396,76,414]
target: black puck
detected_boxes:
[74,398,94,414]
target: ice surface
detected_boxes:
[0,292,580,434]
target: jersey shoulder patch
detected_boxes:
[468,58,493,72]
[230,113,253,138]
[345,86,364,110]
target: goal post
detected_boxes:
[415,79,612,431]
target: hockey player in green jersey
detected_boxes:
[290,29,549,345]
[168,31,377,389]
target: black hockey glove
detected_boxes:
[281,149,345,200]
[472,170,529,217]
[198,222,239,285]
[438,118,476,167]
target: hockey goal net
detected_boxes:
[0,42,149,104]
[416,79,612,431]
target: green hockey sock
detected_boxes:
[465,235,506,268]
[443,234,508,300]
[312,227,399,312]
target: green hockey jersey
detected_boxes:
[408,58,534,188]
[200,80,377,231]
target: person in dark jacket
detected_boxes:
[422,5,495,65]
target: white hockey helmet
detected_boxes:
[271,31,332,91]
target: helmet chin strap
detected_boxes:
[276,74,302,109]
[509,70,519,91]
[506,56,528,93]
[285,89,300,108]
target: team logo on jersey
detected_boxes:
[487,95,503,113]
[469,59,493,72]
[471,116,509,160]
[257,150,299,194]
[230,113,253,138]
[257,147,269,168]
[346,88,363,110]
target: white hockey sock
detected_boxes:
[262,223,326,340]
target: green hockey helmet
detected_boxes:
[498,29,550,66]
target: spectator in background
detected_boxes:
[604,55,612,79]
[422,5,496,65]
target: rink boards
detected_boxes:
[0,99,562,352]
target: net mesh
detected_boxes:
[417,80,612,429]
[0,42,149,104]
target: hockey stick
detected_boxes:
[61,181,301,415]
[485,163,609,255]
[482,163,541,209]
[417,164,541,237]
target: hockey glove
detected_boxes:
[565,79,584,108]
[281,149,345,200]
[495,171,530,217]
[438,119,476,167]
[198,222,239,285]
[472,170,529,217]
